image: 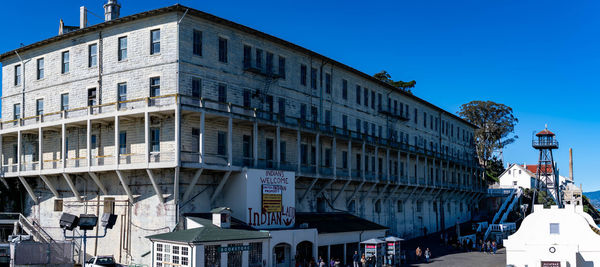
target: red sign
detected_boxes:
[366,245,376,249]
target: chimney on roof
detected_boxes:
[80,6,87,29]
[59,19,65,35]
[569,148,574,181]
[211,207,232,229]
[104,0,121,21]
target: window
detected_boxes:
[151,128,160,152]
[243,45,252,68]
[218,37,228,63]
[61,93,69,111]
[324,148,331,167]
[256,49,263,69]
[310,67,317,89]
[342,79,348,100]
[118,36,127,61]
[342,115,348,130]
[356,153,361,171]
[150,77,160,97]
[311,106,318,123]
[364,89,369,107]
[36,99,44,116]
[356,85,361,104]
[300,104,307,121]
[513,181,517,186]
[62,51,70,73]
[150,29,160,55]
[424,112,427,127]
[217,131,227,156]
[243,89,251,108]
[14,64,21,86]
[550,223,560,234]
[300,64,307,86]
[301,144,308,164]
[37,58,44,80]
[266,52,273,74]
[115,83,127,105]
[414,108,418,124]
[192,78,201,98]
[356,119,361,133]
[325,110,331,126]
[13,104,20,120]
[342,151,348,168]
[88,44,98,67]
[325,73,331,94]
[310,146,316,165]
[156,243,190,267]
[91,135,97,149]
[218,84,227,103]
[193,30,202,56]
[249,242,262,267]
[88,88,97,106]
[278,56,286,79]
[119,131,126,154]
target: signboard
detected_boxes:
[218,245,250,253]
[541,262,560,267]
[262,184,283,212]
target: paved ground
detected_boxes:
[408,249,506,267]
[401,233,506,267]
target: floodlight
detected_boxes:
[59,213,79,230]
[78,214,98,231]
[101,213,118,229]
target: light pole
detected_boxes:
[60,213,117,264]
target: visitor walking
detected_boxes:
[425,248,431,263]
[361,254,366,267]
[415,246,422,262]
[492,240,497,254]
[353,251,360,267]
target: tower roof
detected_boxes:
[536,129,555,136]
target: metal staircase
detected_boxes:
[484,188,522,240]
[16,214,81,263]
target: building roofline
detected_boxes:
[0,4,477,129]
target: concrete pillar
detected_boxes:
[386,148,390,181]
[316,134,320,175]
[38,128,43,170]
[17,130,22,172]
[86,120,91,168]
[253,122,258,167]
[297,130,301,172]
[332,137,337,177]
[200,111,205,164]
[374,147,379,180]
[227,116,232,167]
[114,116,119,166]
[144,112,149,166]
[406,153,410,183]
[361,142,366,179]
[0,134,3,175]
[347,140,352,179]
[276,126,281,168]
[61,124,66,169]
[175,97,181,166]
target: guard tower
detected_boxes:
[532,126,561,207]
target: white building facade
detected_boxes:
[0,3,484,265]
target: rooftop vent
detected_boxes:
[104,0,121,21]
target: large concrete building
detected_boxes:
[0,2,485,265]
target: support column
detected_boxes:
[296,130,301,172]
[145,112,150,166]
[315,134,320,176]
[86,120,91,168]
[374,147,379,180]
[61,125,66,169]
[397,150,401,182]
[347,140,352,179]
[332,137,337,178]
[38,128,43,170]
[406,153,410,183]
[386,148,390,181]
[227,116,232,167]
[175,97,181,166]
[361,142,366,179]
[276,126,281,169]
[18,176,38,204]
[114,116,119,166]
[199,111,205,164]
[0,134,3,175]
[253,122,258,168]
[16,130,23,173]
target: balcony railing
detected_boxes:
[0,94,178,130]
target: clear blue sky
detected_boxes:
[1,0,599,190]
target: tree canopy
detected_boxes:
[373,70,416,93]
[458,101,518,182]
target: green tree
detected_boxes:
[373,70,416,93]
[458,101,518,182]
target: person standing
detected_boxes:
[492,241,497,254]
[415,246,422,262]
[361,254,366,267]
[353,251,360,267]
[424,248,431,263]
[318,257,325,267]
